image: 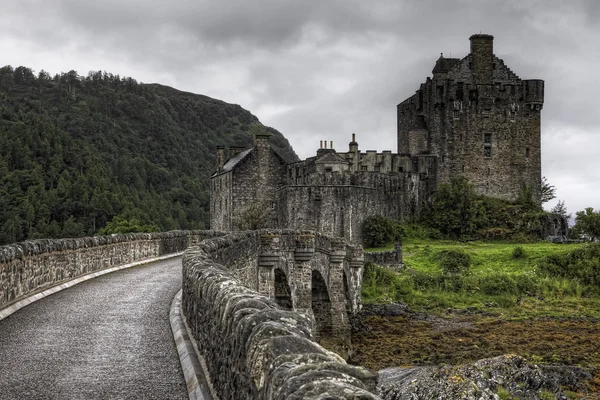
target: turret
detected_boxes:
[523,79,544,107]
[469,34,494,85]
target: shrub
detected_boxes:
[537,243,600,288]
[437,249,471,275]
[362,215,396,248]
[481,274,518,295]
[512,246,526,259]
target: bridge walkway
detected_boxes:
[0,257,187,400]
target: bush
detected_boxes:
[480,274,518,295]
[362,215,396,248]
[512,246,526,259]
[537,243,600,288]
[437,249,471,275]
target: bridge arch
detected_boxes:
[311,269,332,341]
[273,267,292,310]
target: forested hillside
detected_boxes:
[0,66,298,245]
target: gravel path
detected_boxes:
[0,257,187,400]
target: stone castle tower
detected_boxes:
[211,34,545,242]
[397,34,543,201]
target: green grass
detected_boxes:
[362,239,600,319]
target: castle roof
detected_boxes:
[221,148,253,173]
[432,55,460,74]
[315,151,350,165]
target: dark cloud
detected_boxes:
[0,0,598,213]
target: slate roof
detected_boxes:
[315,151,350,164]
[212,148,253,177]
[432,56,460,73]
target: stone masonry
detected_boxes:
[397,34,543,201]
[181,230,380,399]
[210,34,544,243]
[0,230,223,310]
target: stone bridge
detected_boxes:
[0,230,381,399]
[201,229,365,342]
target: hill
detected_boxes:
[0,66,298,244]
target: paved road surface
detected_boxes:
[0,257,187,400]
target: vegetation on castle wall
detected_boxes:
[0,65,297,245]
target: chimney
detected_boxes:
[330,141,333,149]
[469,34,494,85]
[349,133,358,153]
[229,146,245,158]
[216,146,225,172]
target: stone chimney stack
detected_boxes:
[229,146,245,158]
[216,146,225,172]
[470,34,494,85]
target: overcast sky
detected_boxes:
[1,0,598,214]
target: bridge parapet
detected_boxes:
[0,230,225,310]
[182,230,380,399]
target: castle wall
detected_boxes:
[277,171,433,243]
[397,35,543,202]
[211,171,233,230]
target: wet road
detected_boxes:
[0,257,187,400]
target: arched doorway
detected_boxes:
[274,268,292,310]
[311,270,332,340]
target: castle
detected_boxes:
[211,34,544,243]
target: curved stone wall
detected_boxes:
[182,231,381,399]
[0,230,223,309]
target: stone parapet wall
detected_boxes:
[0,230,225,310]
[181,230,380,399]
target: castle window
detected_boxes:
[271,202,276,210]
[460,133,463,141]
[453,110,460,120]
[526,147,530,158]
[399,167,404,172]
[484,133,492,158]
[361,166,368,171]
[325,167,332,173]
[412,159,419,172]
[374,166,380,172]
[456,82,464,101]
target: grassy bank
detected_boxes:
[353,240,600,374]
[362,240,600,319]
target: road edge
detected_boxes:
[170,290,215,400]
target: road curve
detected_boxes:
[0,257,187,400]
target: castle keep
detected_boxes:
[398,34,543,201]
[211,34,544,242]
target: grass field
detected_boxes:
[362,240,600,319]
[352,239,600,374]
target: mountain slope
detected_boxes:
[0,66,298,244]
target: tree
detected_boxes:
[423,176,482,238]
[550,200,571,220]
[571,208,600,241]
[362,215,396,248]
[540,176,556,204]
[235,203,269,230]
[97,216,159,235]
